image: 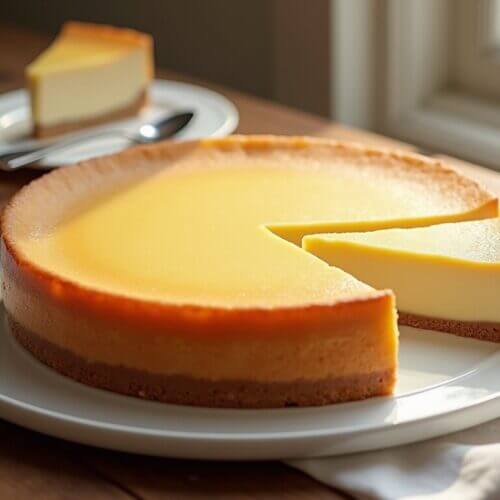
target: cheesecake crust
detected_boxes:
[399,312,500,342]
[8,315,395,408]
[33,90,148,139]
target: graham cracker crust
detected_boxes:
[7,315,395,408]
[399,312,500,343]
[33,90,148,139]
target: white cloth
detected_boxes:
[287,419,500,500]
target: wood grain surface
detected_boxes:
[0,23,498,500]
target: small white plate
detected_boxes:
[0,80,239,168]
[0,304,499,460]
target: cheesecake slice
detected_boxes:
[1,136,497,407]
[304,219,500,341]
[26,22,153,138]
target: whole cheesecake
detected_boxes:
[1,136,497,407]
[26,22,153,138]
[304,219,500,341]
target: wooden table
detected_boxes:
[0,24,499,500]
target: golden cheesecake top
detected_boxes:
[27,21,153,77]
[3,136,497,309]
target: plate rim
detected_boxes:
[0,79,240,167]
[1,323,499,443]
[150,79,239,139]
[1,388,499,442]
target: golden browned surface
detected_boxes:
[62,21,153,52]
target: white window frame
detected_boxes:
[331,0,500,170]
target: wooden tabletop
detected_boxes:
[1,24,499,500]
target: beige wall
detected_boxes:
[0,0,330,116]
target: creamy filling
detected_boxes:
[303,221,500,322]
[30,49,148,126]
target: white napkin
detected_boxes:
[287,419,500,500]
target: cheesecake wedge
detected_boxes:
[26,22,153,138]
[304,219,500,341]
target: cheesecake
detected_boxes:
[26,22,153,138]
[1,136,497,408]
[304,219,500,341]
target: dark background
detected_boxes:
[0,0,331,116]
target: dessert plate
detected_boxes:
[0,80,239,168]
[0,303,499,460]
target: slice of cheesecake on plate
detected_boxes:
[26,21,154,138]
[303,219,500,341]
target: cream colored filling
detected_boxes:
[29,49,148,127]
[303,219,500,322]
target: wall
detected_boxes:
[0,0,330,116]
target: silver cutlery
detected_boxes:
[0,111,194,171]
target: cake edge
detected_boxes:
[7,314,396,409]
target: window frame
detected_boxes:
[331,0,500,170]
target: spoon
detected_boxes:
[0,111,194,171]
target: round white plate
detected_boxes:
[0,80,239,168]
[0,304,499,460]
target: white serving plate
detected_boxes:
[1,303,499,460]
[0,80,239,168]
